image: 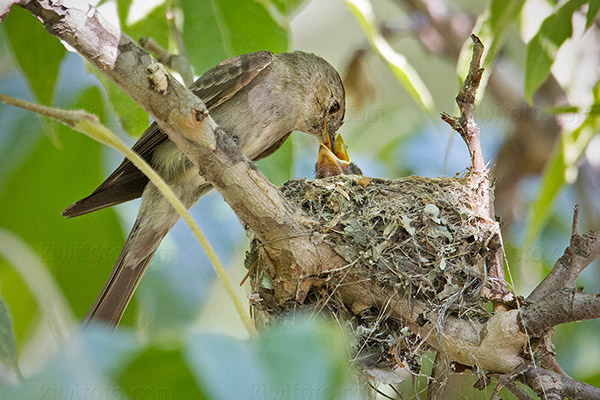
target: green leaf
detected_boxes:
[90,68,150,137]
[524,0,586,102]
[344,0,434,113]
[586,0,600,29]
[256,136,294,185]
[268,0,307,16]
[2,7,66,106]
[125,2,169,50]
[180,0,289,75]
[184,318,353,400]
[0,228,76,345]
[525,83,600,242]
[116,0,134,27]
[117,345,206,399]
[0,294,19,377]
[480,0,526,69]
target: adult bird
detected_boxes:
[63,51,346,329]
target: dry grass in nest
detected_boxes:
[247,174,501,380]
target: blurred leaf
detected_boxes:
[180,0,289,75]
[89,67,150,137]
[125,2,169,49]
[2,7,66,106]
[184,318,353,400]
[268,0,307,15]
[0,87,127,324]
[118,345,206,399]
[0,293,19,377]
[587,0,600,30]
[475,0,525,70]
[525,83,600,242]
[552,104,600,116]
[525,0,586,103]
[489,0,525,35]
[256,137,294,185]
[344,0,434,113]
[0,328,140,399]
[116,0,134,27]
[0,228,75,343]
[185,334,267,399]
[258,318,350,397]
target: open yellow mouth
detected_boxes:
[316,133,358,178]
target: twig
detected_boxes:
[521,289,600,336]
[138,36,194,87]
[440,34,485,173]
[520,364,600,400]
[527,209,600,303]
[0,93,98,127]
[167,8,194,86]
[504,382,534,400]
[571,204,580,238]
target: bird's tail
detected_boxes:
[81,217,166,330]
[80,181,211,331]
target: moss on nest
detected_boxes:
[248,174,500,380]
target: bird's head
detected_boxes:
[281,51,346,151]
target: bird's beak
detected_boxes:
[321,118,337,153]
[333,133,350,162]
[315,133,362,178]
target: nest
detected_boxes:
[247,174,500,381]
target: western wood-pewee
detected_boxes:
[63,51,346,328]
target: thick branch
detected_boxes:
[335,274,528,373]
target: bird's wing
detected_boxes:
[63,51,275,218]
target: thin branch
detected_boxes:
[520,364,600,400]
[504,382,534,400]
[138,14,194,87]
[167,7,194,86]
[528,209,600,303]
[521,289,600,336]
[0,93,98,127]
[440,34,485,173]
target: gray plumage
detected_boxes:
[64,51,346,328]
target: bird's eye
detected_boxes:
[329,100,340,114]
